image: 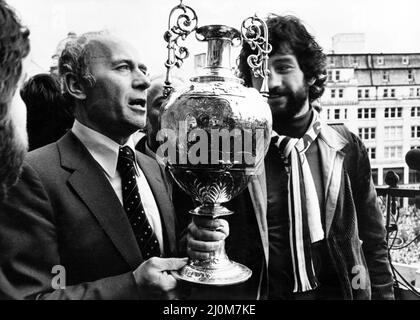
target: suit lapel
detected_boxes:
[248,164,269,265]
[136,152,177,256]
[318,125,348,236]
[57,132,142,269]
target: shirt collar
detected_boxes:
[71,120,137,178]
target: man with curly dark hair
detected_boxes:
[0,0,30,202]
[187,14,394,300]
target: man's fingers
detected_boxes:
[187,247,212,260]
[148,257,188,271]
[192,217,229,235]
[188,222,227,241]
[187,234,223,252]
[158,270,179,291]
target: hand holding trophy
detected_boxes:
[157,0,272,286]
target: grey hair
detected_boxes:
[58,30,109,94]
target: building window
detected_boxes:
[391,88,395,97]
[382,70,389,82]
[409,169,420,184]
[411,145,420,150]
[384,126,403,140]
[327,70,332,81]
[367,147,376,160]
[412,126,420,138]
[358,127,376,140]
[344,109,347,119]
[371,168,378,185]
[384,146,403,159]
[353,56,358,65]
[338,88,343,98]
[411,106,420,117]
[331,89,336,98]
[411,88,416,96]
[377,57,384,65]
[417,88,420,97]
[408,69,413,81]
[383,88,388,98]
[358,108,376,119]
[384,107,402,118]
[334,109,340,119]
[364,89,370,98]
[335,70,340,81]
[358,89,362,99]
[402,56,409,65]
[327,109,330,120]
[329,56,334,65]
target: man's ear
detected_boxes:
[307,77,316,86]
[64,73,87,100]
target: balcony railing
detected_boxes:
[376,170,420,299]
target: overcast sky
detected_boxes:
[9,0,420,77]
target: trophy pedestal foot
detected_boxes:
[171,259,252,286]
[190,204,233,218]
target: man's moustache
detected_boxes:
[268,89,289,97]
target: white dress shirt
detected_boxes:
[72,120,164,254]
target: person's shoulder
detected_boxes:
[26,131,79,168]
[327,123,352,140]
[326,123,363,147]
[26,142,60,168]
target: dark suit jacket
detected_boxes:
[0,132,177,299]
[135,135,147,155]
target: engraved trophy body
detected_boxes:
[158,1,272,286]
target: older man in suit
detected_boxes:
[0,31,186,299]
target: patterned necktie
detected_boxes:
[117,146,161,259]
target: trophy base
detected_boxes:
[189,204,233,218]
[171,260,252,286]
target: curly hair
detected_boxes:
[237,14,327,102]
[58,30,108,102]
[0,0,30,201]
[0,0,30,114]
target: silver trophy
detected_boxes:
[157,0,272,286]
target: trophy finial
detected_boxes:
[163,0,198,98]
[240,15,272,98]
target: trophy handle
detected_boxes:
[240,15,272,98]
[163,0,198,98]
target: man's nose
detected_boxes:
[132,70,151,90]
[268,71,283,89]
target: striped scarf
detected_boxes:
[271,110,324,292]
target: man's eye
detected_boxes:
[117,65,130,71]
[274,65,293,73]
